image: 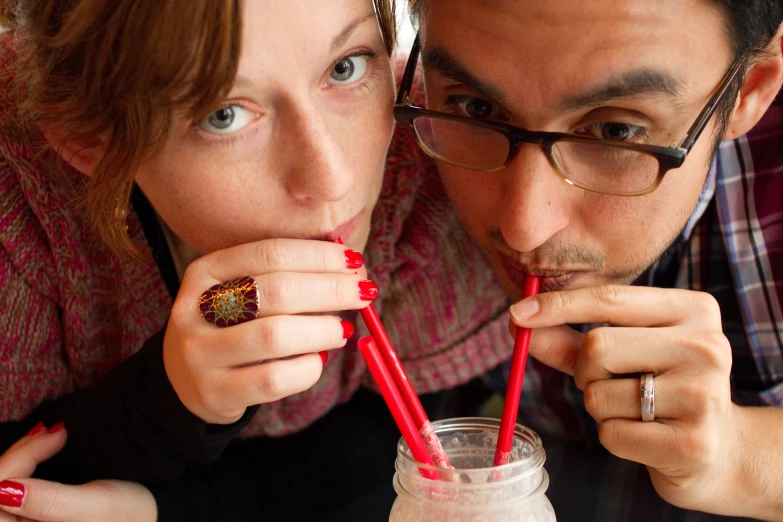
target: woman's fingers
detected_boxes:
[0,427,67,480]
[251,272,376,316]
[0,479,156,522]
[202,315,352,368]
[211,355,325,413]
[180,239,364,300]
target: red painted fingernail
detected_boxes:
[26,421,45,437]
[344,250,364,269]
[0,480,24,507]
[319,351,329,365]
[358,280,378,301]
[48,422,65,434]
[341,320,355,339]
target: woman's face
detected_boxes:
[134,0,395,254]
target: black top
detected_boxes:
[0,187,431,521]
[0,187,258,507]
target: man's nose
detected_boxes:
[498,144,571,253]
[283,105,353,203]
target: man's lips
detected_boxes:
[311,209,365,242]
[498,254,580,293]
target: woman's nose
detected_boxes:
[283,107,354,203]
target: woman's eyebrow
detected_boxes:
[331,12,376,53]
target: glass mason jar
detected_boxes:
[389,417,556,522]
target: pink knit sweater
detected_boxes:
[0,36,512,437]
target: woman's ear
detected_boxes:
[723,27,783,141]
[40,125,106,177]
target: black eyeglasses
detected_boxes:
[394,34,749,196]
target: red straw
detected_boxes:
[494,275,540,466]
[334,237,451,468]
[359,305,452,468]
[357,336,439,480]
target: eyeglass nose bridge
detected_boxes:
[505,128,567,176]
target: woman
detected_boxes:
[0,0,511,520]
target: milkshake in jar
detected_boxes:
[389,417,556,522]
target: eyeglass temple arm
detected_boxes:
[677,51,750,152]
[396,33,421,105]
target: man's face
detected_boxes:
[418,0,734,301]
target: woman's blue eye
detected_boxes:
[326,55,368,85]
[199,105,254,135]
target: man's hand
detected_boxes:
[510,284,742,515]
[0,425,156,522]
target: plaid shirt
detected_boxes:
[486,89,783,521]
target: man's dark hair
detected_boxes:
[711,1,782,143]
[717,0,783,58]
[406,0,782,57]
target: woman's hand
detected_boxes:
[511,285,741,514]
[0,425,156,522]
[164,238,374,424]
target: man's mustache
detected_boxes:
[486,229,605,270]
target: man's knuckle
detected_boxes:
[593,284,627,307]
[549,291,571,312]
[582,329,607,362]
[598,421,620,450]
[692,292,721,318]
[678,430,717,468]
[687,331,732,372]
[583,382,608,417]
[680,381,709,411]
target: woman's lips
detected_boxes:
[498,254,578,293]
[312,209,365,242]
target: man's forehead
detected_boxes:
[418,0,732,115]
[420,0,729,53]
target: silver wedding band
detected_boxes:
[640,372,655,422]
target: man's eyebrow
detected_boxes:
[422,46,508,105]
[331,13,376,53]
[560,69,684,111]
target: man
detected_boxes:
[397,0,783,519]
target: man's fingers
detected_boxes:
[524,324,584,376]
[571,326,699,387]
[510,285,721,329]
[0,428,67,479]
[0,479,156,522]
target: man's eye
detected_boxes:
[579,122,647,142]
[454,96,497,119]
[199,105,254,135]
[326,55,369,85]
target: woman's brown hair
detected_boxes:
[1,0,396,258]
